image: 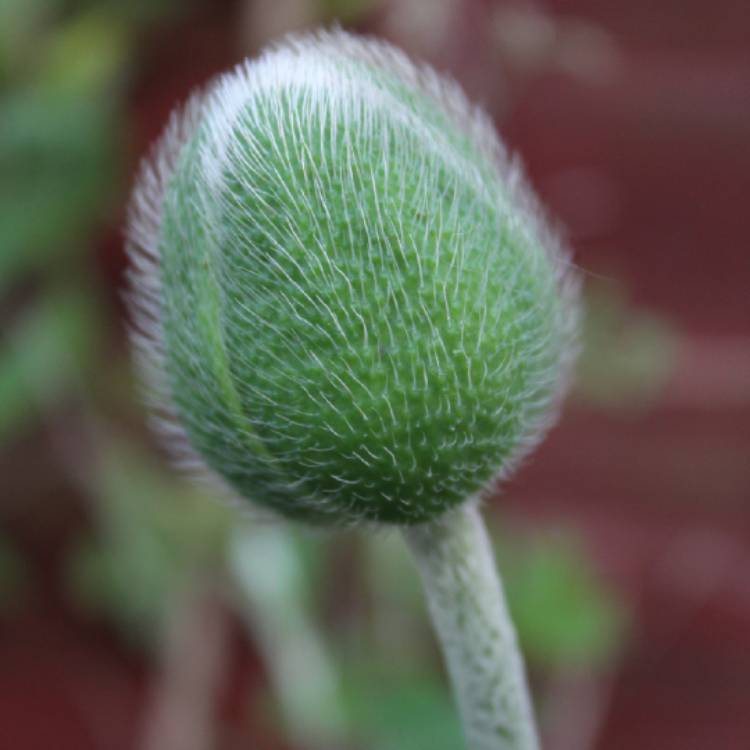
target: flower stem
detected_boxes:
[403,503,539,750]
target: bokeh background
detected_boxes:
[1,1,749,748]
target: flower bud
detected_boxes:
[127,29,578,526]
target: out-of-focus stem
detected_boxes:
[140,580,229,750]
[228,523,348,750]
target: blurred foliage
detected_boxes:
[0,0,60,79]
[0,0,211,646]
[320,0,377,23]
[343,664,464,750]
[0,89,116,285]
[0,0,185,287]
[499,530,626,668]
[0,0,187,451]
[0,287,99,441]
[577,283,678,410]
[0,4,130,289]
[69,438,232,645]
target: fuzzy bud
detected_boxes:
[126,29,578,526]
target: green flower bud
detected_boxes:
[127,29,578,526]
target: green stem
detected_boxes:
[403,503,539,750]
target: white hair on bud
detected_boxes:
[125,28,579,523]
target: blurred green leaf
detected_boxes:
[577,283,678,410]
[342,664,463,750]
[0,288,99,443]
[87,0,186,26]
[320,0,378,23]
[70,527,176,644]
[96,441,231,558]
[0,2,133,290]
[35,9,129,93]
[0,87,118,286]
[499,531,626,668]
[0,0,61,79]
[1,0,170,81]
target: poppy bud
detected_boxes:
[127,29,578,527]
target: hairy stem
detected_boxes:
[404,503,539,750]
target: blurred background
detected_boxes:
[1,0,748,748]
